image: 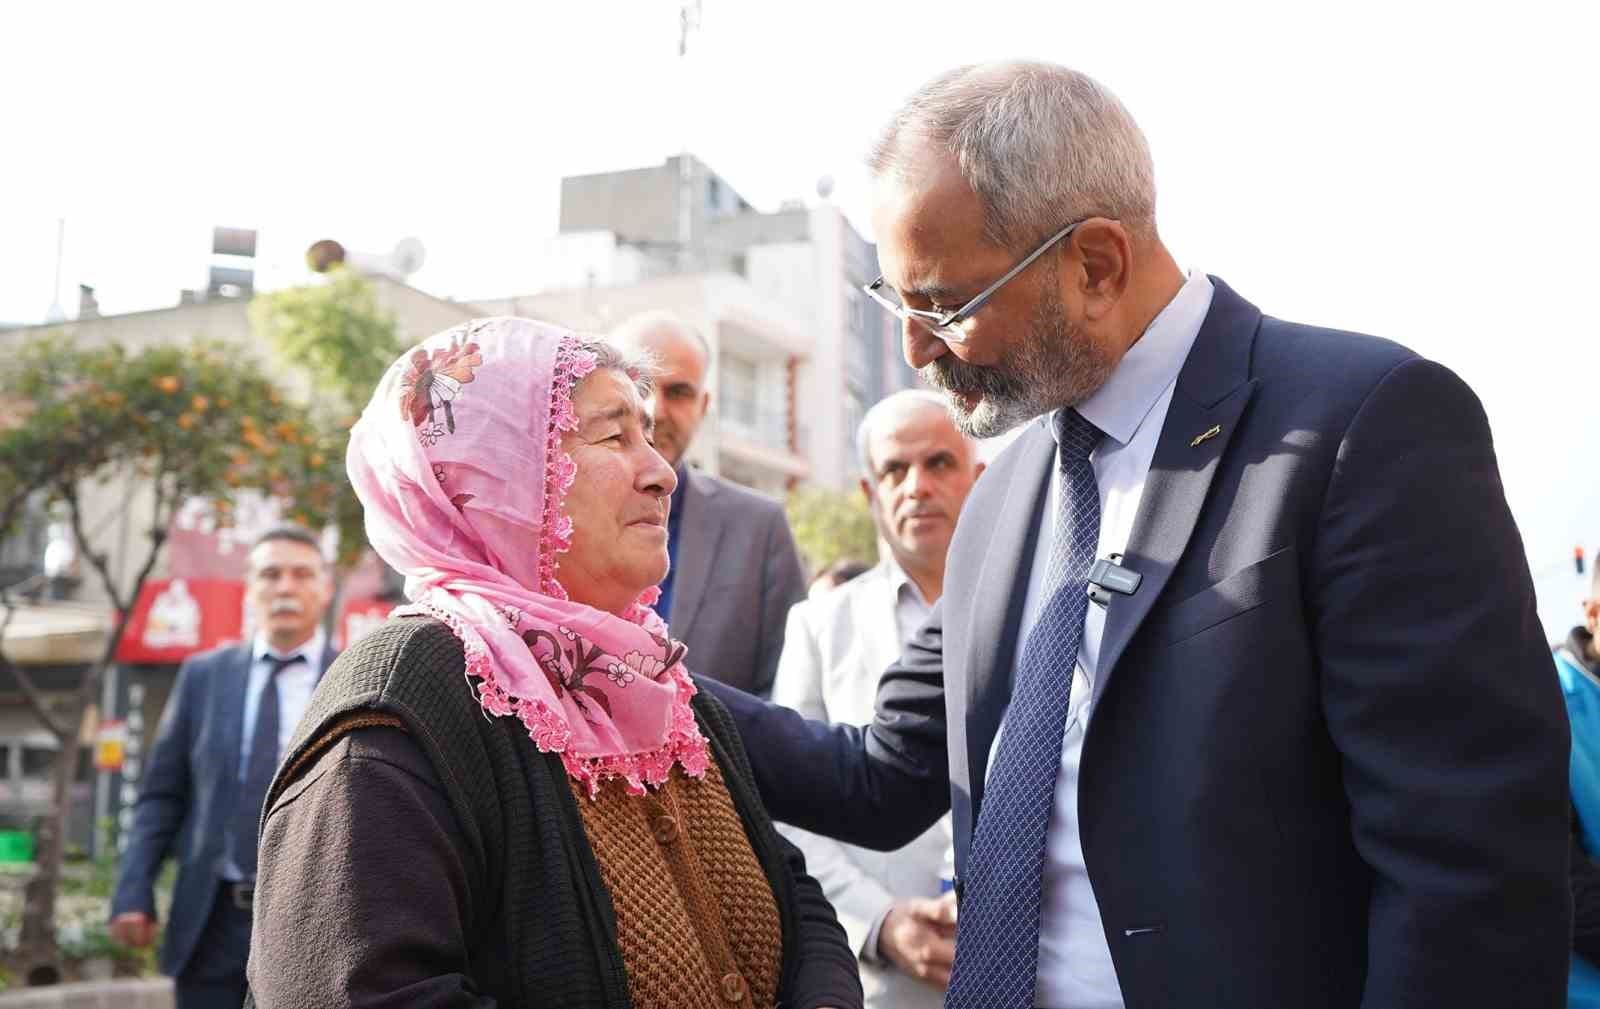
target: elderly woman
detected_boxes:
[246,319,861,1009]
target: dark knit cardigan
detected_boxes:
[245,615,861,1009]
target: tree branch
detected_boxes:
[61,482,125,614]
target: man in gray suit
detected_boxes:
[613,312,807,696]
[110,526,337,1009]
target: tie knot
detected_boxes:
[1052,409,1102,463]
[263,653,305,676]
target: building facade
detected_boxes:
[518,154,915,492]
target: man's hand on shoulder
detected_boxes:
[877,892,957,988]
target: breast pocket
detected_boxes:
[1149,546,1300,649]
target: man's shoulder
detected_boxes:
[178,640,250,675]
[687,469,787,521]
[1251,315,1421,397]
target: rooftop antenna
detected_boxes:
[676,0,703,273]
[46,218,66,323]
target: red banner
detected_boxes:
[338,597,397,651]
[115,578,246,664]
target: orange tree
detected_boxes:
[249,265,407,569]
[0,332,337,975]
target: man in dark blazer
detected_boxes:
[614,311,807,696]
[110,526,337,1009]
[705,61,1571,1009]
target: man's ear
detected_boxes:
[859,478,873,506]
[697,389,711,420]
[1585,597,1600,634]
[973,461,987,481]
[1070,218,1133,323]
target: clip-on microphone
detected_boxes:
[1086,553,1142,607]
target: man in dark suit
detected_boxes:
[110,525,337,1009]
[613,311,807,696]
[706,61,1571,1009]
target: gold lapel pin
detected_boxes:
[1190,424,1222,448]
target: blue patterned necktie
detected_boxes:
[947,409,1103,1009]
[227,652,303,880]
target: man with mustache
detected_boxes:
[110,526,337,1009]
[772,390,982,1008]
[703,61,1570,1009]
[612,311,807,697]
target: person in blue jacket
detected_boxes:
[1555,564,1600,1008]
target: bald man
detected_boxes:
[612,311,807,696]
[772,390,983,1008]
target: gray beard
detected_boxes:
[920,285,1115,439]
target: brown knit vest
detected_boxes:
[571,758,783,1009]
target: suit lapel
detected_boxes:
[1093,277,1263,706]
[963,423,1054,817]
[670,470,722,642]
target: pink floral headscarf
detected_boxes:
[347,317,708,796]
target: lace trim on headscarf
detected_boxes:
[408,595,711,797]
[537,335,598,599]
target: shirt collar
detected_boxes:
[254,627,326,667]
[1059,270,1216,449]
[879,550,934,609]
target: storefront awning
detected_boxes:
[0,602,110,665]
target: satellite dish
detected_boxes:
[390,237,426,276]
[816,174,836,201]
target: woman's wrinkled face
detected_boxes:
[558,369,678,615]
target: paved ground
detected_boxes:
[0,978,173,1007]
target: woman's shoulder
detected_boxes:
[310,615,474,723]
[332,614,465,683]
[278,615,477,802]
[687,679,737,746]
[687,682,763,796]
[271,717,443,814]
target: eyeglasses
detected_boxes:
[862,219,1087,345]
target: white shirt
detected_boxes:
[993,270,1214,1009]
[887,555,936,648]
[238,628,327,775]
[862,553,940,964]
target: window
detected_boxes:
[20,747,55,782]
[721,355,759,428]
[18,746,92,783]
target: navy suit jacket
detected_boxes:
[111,639,336,977]
[706,278,1571,1008]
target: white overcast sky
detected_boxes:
[2,0,1596,635]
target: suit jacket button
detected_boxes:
[720,971,747,1003]
[652,814,679,845]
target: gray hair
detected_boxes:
[609,310,711,366]
[856,389,957,475]
[570,333,658,400]
[868,61,1157,249]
